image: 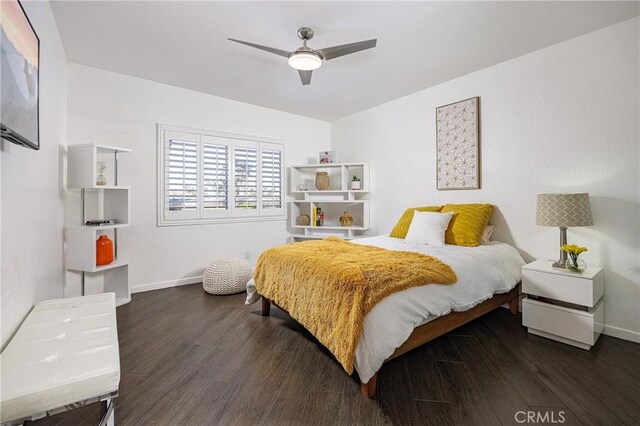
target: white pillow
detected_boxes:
[481,225,496,244]
[404,211,454,246]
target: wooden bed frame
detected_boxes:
[261,284,520,398]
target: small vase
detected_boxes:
[565,258,586,273]
[296,214,310,226]
[339,211,353,227]
[96,235,114,266]
[315,172,330,190]
[351,181,361,190]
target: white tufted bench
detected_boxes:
[0,293,121,425]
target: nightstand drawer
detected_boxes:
[522,268,603,307]
[522,297,604,349]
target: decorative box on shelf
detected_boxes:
[521,259,604,350]
[289,163,370,241]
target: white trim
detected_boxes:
[602,324,640,343]
[157,123,285,145]
[131,275,203,294]
[157,216,286,227]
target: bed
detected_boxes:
[248,234,525,397]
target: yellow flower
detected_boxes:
[560,244,588,255]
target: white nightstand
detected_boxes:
[522,259,604,350]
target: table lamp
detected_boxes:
[536,193,593,268]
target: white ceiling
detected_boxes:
[50,1,639,121]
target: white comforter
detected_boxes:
[246,235,525,382]
[352,235,525,382]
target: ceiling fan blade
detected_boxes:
[298,70,312,86]
[228,38,290,58]
[317,39,377,60]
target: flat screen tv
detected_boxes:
[0,0,39,150]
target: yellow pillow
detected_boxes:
[441,204,494,247]
[390,206,443,238]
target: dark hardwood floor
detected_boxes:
[31,284,640,425]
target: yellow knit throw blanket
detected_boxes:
[253,237,457,374]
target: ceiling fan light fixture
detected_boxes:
[288,52,322,71]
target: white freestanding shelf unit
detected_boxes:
[290,163,370,241]
[67,144,132,307]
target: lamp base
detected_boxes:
[554,226,568,268]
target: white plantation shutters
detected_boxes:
[233,144,259,215]
[201,136,230,217]
[260,143,284,215]
[159,126,284,225]
[164,132,199,220]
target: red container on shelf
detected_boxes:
[96,235,114,266]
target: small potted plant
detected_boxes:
[560,244,588,272]
[351,175,361,190]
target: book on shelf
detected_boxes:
[312,207,325,227]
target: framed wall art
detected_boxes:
[436,96,480,190]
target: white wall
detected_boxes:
[1,1,68,347]
[66,64,330,293]
[331,18,640,341]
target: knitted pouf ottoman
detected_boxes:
[203,258,253,295]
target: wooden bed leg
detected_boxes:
[261,298,271,316]
[360,374,377,398]
[509,296,519,315]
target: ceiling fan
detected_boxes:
[228,27,377,86]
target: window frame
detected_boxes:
[157,124,285,226]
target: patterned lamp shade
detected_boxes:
[536,193,593,227]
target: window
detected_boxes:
[158,125,284,225]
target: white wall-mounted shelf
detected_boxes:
[291,163,370,193]
[290,162,369,169]
[73,187,131,227]
[290,235,357,241]
[81,265,131,307]
[291,190,369,194]
[293,199,367,204]
[68,144,131,189]
[79,185,131,190]
[68,223,131,231]
[67,227,128,272]
[291,225,368,231]
[66,143,132,305]
[290,163,370,242]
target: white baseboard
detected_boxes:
[131,275,202,294]
[602,324,640,343]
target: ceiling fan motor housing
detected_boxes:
[297,27,314,41]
